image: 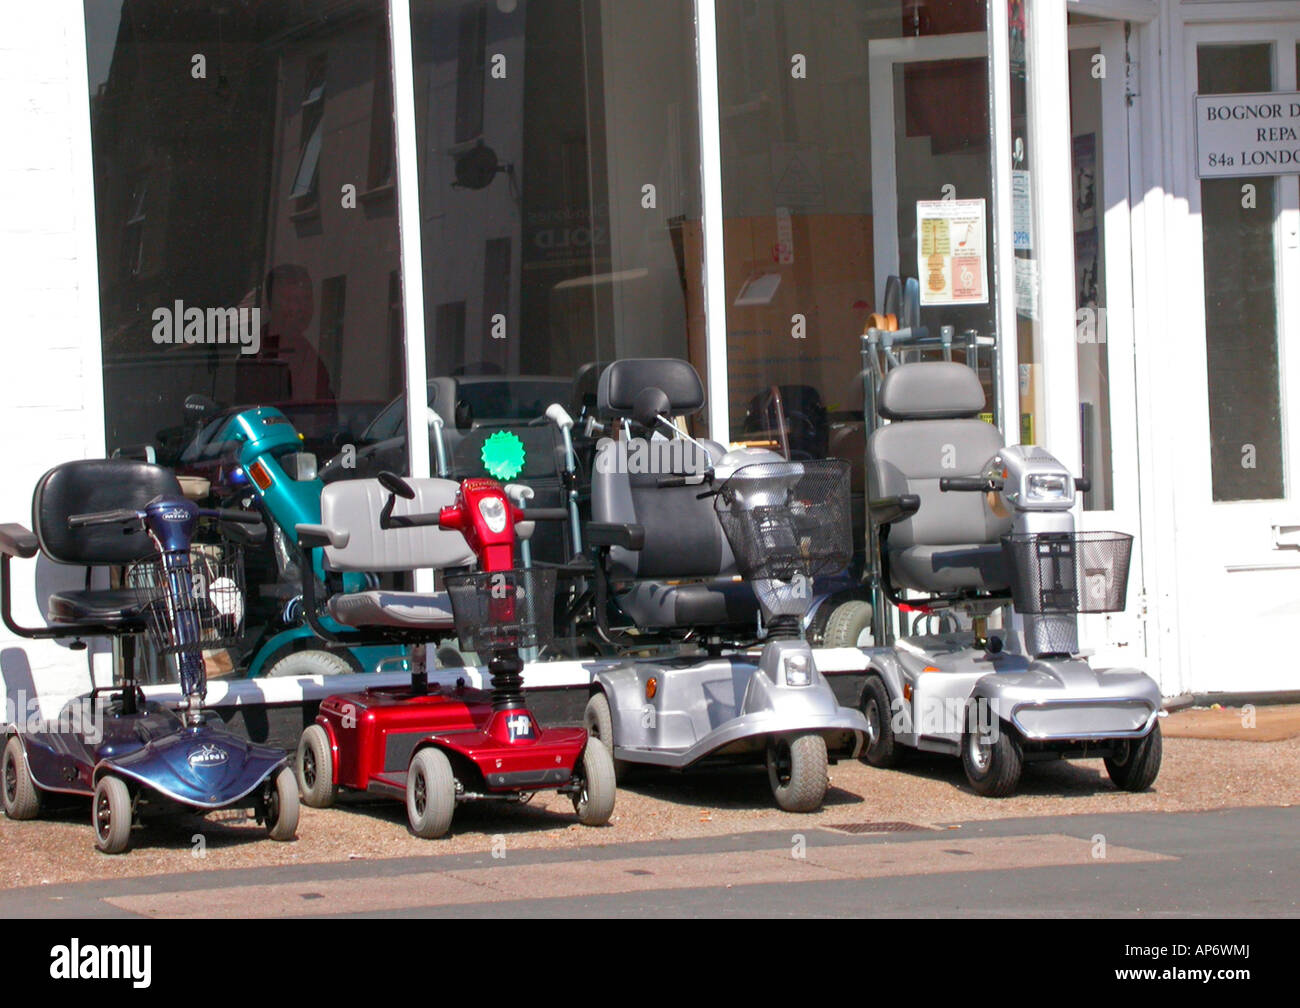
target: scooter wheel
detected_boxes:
[861,676,904,768]
[582,691,629,783]
[297,725,337,809]
[767,733,828,813]
[573,739,616,827]
[961,714,1022,798]
[406,748,456,839]
[1104,722,1162,792]
[93,775,133,855]
[265,766,300,841]
[2,736,41,820]
[821,600,873,647]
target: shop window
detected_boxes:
[291,53,329,208]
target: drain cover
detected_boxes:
[824,821,933,834]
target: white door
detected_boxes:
[1173,24,1300,693]
[1065,23,1147,671]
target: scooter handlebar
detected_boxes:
[938,476,1003,493]
[67,508,142,529]
[519,508,569,523]
[207,508,264,525]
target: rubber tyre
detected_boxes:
[767,733,828,813]
[93,775,132,855]
[264,766,299,841]
[296,724,338,809]
[572,739,616,827]
[264,649,353,678]
[860,676,904,768]
[1104,722,1162,792]
[2,736,41,820]
[406,747,456,839]
[822,600,873,647]
[961,714,1022,798]
[582,691,629,783]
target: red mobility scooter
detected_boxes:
[292,472,616,838]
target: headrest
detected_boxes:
[33,459,183,565]
[598,358,705,420]
[877,362,986,420]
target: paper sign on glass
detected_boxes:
[916,199,988,306]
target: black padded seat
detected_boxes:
[888,544,1010,592]
[327,590,456,630]
[46,588,148,629]
[615,579,759,630]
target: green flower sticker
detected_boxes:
[481,429,526,480]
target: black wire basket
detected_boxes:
[1000,531,1133,615]
[713,458,853,582]
[126,544,246,656]
[444,567,557,653]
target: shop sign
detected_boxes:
[1195,91,1300,178]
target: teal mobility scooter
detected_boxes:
[857,357,1162,796]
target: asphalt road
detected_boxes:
[1,805,1294,918]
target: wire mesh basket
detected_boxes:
[126,544,246,656]
[445,567,557,653]
[713,459,853,582]
[1000,531,1133,615]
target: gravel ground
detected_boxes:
[4,707,1297,889]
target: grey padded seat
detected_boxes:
[868,361,1012,592]
[592,359,759,631]
[312,477,475,629]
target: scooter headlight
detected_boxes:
[478,496,508,534]
[783,653,813,687]
[1025,473,1070,503]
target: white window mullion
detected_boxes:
[695,0,730,443]
[989,0,1020,436]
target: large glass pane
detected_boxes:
[84,0,405,680]
[1197,43,1285,501]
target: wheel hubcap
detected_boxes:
[866,699,881,742]
[95,791,111,839]
[413,774,426,815]
[770,740,793,786]
[4,758,16,803]
[968,731,992,773]
[303,750,316,788]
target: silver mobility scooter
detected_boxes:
[582,359,869,811]
[860,360,1162,796]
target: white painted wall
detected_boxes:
[0,8,109,720]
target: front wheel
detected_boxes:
[264,766,299,841]
[582,691,629,783]
[572,739,616,826]
[767,733,828,813]
[93,775,133,855]
[2,736,41,820]
[296,725,337,808]
[961,712,1022,798]
[406,748,456,839]
[1105,722,1162,792]
[861,676,904,768]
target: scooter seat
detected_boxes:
[327,590,457,630]
[888,543,1010,593]
[46,588,148,629]
[615,578,759,630]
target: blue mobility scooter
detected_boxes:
[0,459,298,853]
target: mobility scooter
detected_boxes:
[291,471,616,837]
[580,359,869,812]
[0,459,298,852]
[855,353,1162,796]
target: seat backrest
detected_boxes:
[32,459,183,565]
[318,477,476,572]
[867,362,1010,549]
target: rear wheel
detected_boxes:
[767,733,828,813]
[93,775,133,855]
[264,649,353,678]
[962,711,1022,798]
[296,725,337,808]
[1105,722,1162,791]
[264,766,299,841]
[2,736,41,820]
[582,691,629,782]
[821,600,873,647]
[406,748,456,839]
[860,676,903,768]
[572,740,616,826]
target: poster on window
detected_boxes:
[916,198,988,306]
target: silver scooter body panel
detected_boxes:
[595,639,869,768]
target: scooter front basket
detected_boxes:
[714,459,852,582]
[1001,531,1132,614]
[126,544,246,655]
[445,566,557,653]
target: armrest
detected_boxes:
[585,522,645,551]
[868,495,920,526]
[295,523,350,550]
[0,524,38,559]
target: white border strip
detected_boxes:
[988,0,1021,435]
